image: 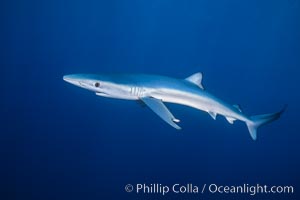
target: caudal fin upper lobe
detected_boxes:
[246,106,287,140]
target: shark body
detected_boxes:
[63,72,285,140]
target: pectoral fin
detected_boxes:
[140,97,181,129]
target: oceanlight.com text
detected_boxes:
[124,183,294,196]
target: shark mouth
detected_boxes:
[95,92,110,97]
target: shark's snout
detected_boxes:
[63,74,96,91]
[63,74,74,81]
[63,75,81,86]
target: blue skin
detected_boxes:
[64,73,285,140]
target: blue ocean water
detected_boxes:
[1,0,300,199]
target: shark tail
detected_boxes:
[246,106,286,140]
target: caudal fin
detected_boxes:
[246,106,286,140]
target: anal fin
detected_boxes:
[225,117,236,124]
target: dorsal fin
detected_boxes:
[185,72,204,89]
[233,104,242,112]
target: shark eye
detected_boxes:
[94,82,100,87]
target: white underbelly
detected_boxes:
[151,90,211,112]
[150,89,248,122]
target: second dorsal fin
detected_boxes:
[233,104,242,112]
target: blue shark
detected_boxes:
[63,72,285,140]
